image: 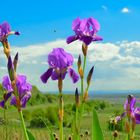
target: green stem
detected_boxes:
[81,78,84,98]
[19,110,29,140]
[75,106,80,140]
[59,119,63,140]
[4,108,8,140]
[83,55,87,74]
[128,118,130,140]
[78,55,87,136]
[114,137,116,140]
[59,93,63,140]
[81,55,87,99]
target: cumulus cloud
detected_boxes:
[0,66,6,70]
[1,39,140,91]
[121,7,130,13]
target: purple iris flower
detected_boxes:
[0,22,20,42]
[0,74,32,108]
[124,95,136,113]
[117,95,140,124]
[40,48,79,84]
[67,17,103,45]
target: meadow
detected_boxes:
[0,86,140,140]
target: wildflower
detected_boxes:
[1,74,32,109]
[116,95,140,124]
[67,17,103,45]
[0,22,20,57]
[40,48,79,84]
[0,22,20,42]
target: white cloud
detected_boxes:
[88,43,120,62]
[1,40,140,91]
[32,60,37,64]
[121,7,130,13]
[0,66,6,70]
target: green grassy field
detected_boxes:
[0,86,140,140]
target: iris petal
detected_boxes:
[80,36,93,46]
[68,68,79,83]
[40,68,53,83]
[92,36,103,41]
[0,101,5,108]
[66,35,79,44]
[10,96,16,106]
[51,71,59,80]
[134,107,140,124]
[21,92,31,108]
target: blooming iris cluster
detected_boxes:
[40,48,79,83]
[67,17,103,45]
[0,22,20,42]
[0,74,32,108]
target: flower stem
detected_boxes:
[4,108,8,140]
[127,118,130,140]
[75,106,80,140]
[58,77,63,140]
[59,93,63,140]
[81,55,87,98]
[19,110,29,140]
[83,55,87,74]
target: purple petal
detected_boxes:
[92,36,103,41]
[4,92,12,102]
[124,96,136,111]
[10,96,16,106]
[115,116,121,122]
[0,100,5,108]
[88,17,100,32]
[7,56,15,81]
[8,56,13,71]
[80,36,93,46]
[51,71,59,80]
[2,75,13,92]
[61,71,67,80]
[68,68,79,83]
[66,35,79,44]
[18,83,32,98]
[134,107,140,124]
[130,97,136,110]
[16,74,27,87]
[40,68,53,83]
[72,18,81,30]
[80,18,88,32]
[48,48,74,69]
[1,22,11,35]
[21,92,31,108]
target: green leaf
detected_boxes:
[92,109,104,140]
[27,130,36,140]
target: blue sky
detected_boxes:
[0,0,140,92]
[1,0,140,45]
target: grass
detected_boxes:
[0,93,140,140]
